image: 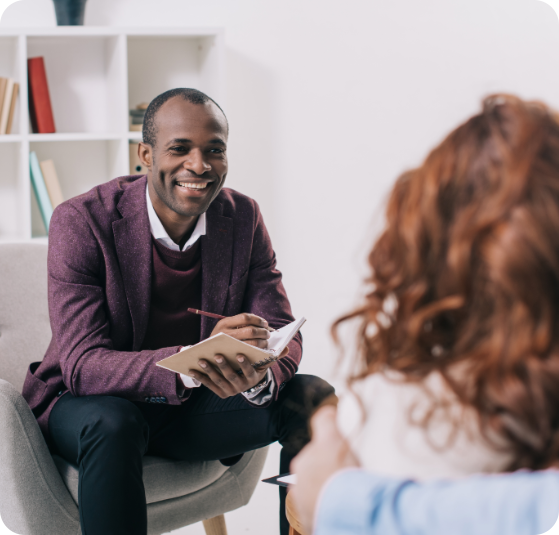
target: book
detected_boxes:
[157,317,306,376]
[39,159,64,209]
[29,152,53,232]
[0,78,14,134]
[6,82,19,135]
[28,57,56,134]
[0,78,8,128]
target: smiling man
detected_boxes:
[22,88,333,535]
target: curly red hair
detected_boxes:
[334,94,559,469]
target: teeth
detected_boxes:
[177,182,208,189]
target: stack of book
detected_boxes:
[129,102,148,131]
[0,78,19,135]
[29,152,64,233]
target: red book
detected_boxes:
[28,57,55,134]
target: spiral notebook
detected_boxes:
[156,317,306,375]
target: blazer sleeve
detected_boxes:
[47,203,184,405]
[241,200,302,401]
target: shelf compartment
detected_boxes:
[27,35,126,135]
[0,36,21,135]
[0,142,24,240]
[127,35,224,114]
[29,139,127,236]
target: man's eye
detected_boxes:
[210,148,225,154]
[170,146,187,153]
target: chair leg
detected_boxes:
[202,514,228,535]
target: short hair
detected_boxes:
[142,88,227,147]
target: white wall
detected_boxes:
[4,1,559,533]
[5,0,559,381]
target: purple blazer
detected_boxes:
[22,175,302,438]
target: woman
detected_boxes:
[335,94,559,479]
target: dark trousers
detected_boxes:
[49,374,334,535]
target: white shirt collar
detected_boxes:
[146,183,206,252]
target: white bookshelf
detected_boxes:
[0,27,225,240]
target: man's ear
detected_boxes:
[138,142,152,168]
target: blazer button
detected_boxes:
[161,397,167,403]
[155,397,161,403]
[57,390,64,397]
[150,397,156,403]
[144,397,150,403]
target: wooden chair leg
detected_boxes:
[202,514,228,535]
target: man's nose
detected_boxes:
[185,149,211,175]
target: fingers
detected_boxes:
[241,338,269,348]
[188,367,228,398]
[235,354,259,381]
[198,357,242,395]
[232,325,270,342]
[220,313,270,330]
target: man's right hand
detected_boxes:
[209,313,270,348]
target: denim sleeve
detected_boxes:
[315,469,559,535]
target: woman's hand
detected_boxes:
[290,406,360,534]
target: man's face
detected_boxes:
[142,97,228,218]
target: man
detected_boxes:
[22,88,333,535]
[291,406,559,535]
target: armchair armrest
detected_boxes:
[0,379,79,535]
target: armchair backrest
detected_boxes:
[0,243,50,391]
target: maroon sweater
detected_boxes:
[141,238,202,351]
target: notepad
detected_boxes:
[156,317,306,375]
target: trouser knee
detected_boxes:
[280,374,336,416]
[78,397,149,459]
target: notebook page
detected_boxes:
[266,317,306,355]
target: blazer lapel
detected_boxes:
[200,200,233,339]
[113,177,152,350]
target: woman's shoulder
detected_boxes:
[337,370,514,480]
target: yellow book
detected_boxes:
[0,78,8,134]
[6,82,19,135]
[39,159,64,209]
[0,78,14,134]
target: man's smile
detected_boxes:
[172,178,216,198]
[176,181,209,190]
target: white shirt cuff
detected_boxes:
[241,368,275,404]
[177,346,202,389]
[179,373,202,389]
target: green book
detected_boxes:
[29,151,53,232]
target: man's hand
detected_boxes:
[210,313,271,348]
[188,312,289,397]
[290,406,360,534]
[188,353,269,398]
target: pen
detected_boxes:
[187,308,276,332]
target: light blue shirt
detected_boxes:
[315,469,559,535]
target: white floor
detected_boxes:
[164,442,282,535]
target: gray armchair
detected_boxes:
[0,243,268,535]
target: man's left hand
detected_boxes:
[290,405,360,534]
[188,347,288,399]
